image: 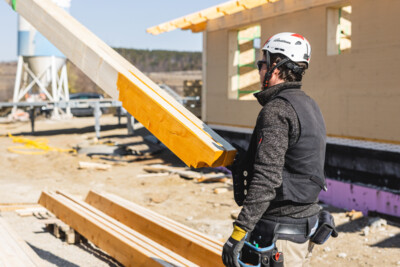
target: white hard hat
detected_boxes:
[262,32,311,65]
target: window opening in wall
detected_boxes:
[327,5,352,55]
[228,25,261,100]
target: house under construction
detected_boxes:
[148,0,400,219]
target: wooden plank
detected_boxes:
[207,0,347,32]
[143,165,230,182]
[4,0,236,168]
[51,191,198,266]
[85,191,223,262]
[57,191,198,267]
[0,217,43,267]
[146,0,272,35]
[87,190,223,249]
[196,174,229,183]
[85,191,222,249]
[85,190,224,267]
[143,164,203,179]
[54,191,199,265]
[0,203,40,212]
[78,161,112,171]
[15,207,49,217]
[38,191,197,267]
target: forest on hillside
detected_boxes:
[114,48,202,72]
[67,48,202,94]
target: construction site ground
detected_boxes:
[0,114,399,267]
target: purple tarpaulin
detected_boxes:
[319,178,400,218]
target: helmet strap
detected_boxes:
[262,55,290,90]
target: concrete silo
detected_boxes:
[12,0,71,117]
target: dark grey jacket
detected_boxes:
[235,82,324,232]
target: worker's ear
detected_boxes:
[271,63,280,75]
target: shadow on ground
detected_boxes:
[335,217,368,233]
[13,123,127,137]
[371,233,400,249]
[28,242,80,267]
[77,242,123,267]
[320,204,400,249]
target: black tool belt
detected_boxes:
[253,214,319,245]
[236,215,315,267]
[239,211,338,266]
[239,241,284,267]
[252,211,337,246]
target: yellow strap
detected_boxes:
[231,225,247,241]
[7,133,75,155]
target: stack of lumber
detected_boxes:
[39,190,224,267]
[0,217,44,266]
[86,190,223,266]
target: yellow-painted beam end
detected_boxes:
[117,72,236,168]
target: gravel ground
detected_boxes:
[0,115,399,266]
[0,211,122,266]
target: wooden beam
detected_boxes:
[146,0,275,35]
[85,190,223,249]
[4,0,236,168]
[38,191,197,267]
[85,190,224,267]
[0,217,44,266]
[207,0,348,32]
[54,191,198,266]
[95,191,223,248]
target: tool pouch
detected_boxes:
[310,210,338,245]
[239,241,282,267]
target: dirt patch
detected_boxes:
[0,115,399,266]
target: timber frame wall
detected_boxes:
[203,0,400,143]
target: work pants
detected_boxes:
[275,240,314,267]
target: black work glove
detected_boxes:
[222,225,247,267]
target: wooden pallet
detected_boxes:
[42,218,84,244]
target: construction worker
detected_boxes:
[222,32,337,267]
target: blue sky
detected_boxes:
[0,0,227,62]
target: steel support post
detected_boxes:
[127,113,135,135]
[94,101,102,139]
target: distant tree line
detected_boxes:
[114,48,202,72]
[67,48,202,94]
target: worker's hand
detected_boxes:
[222,224,247,267]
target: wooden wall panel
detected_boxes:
[205,0,400,142]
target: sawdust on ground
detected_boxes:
[0,115,399,266]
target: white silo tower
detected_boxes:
[12,0,72,117]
